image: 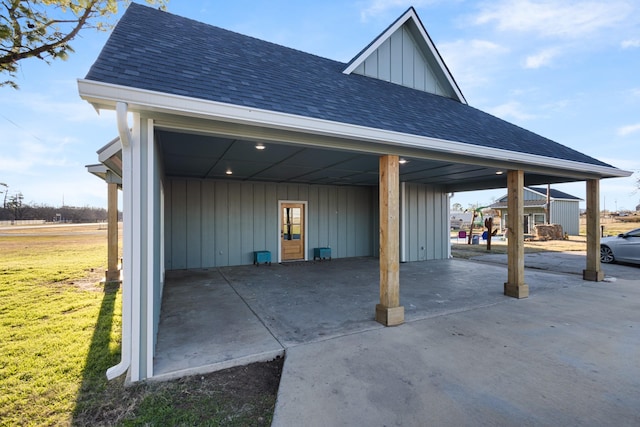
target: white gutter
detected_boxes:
[106,102,132,380]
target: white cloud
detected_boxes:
[438,39,509,88]
[0,129,76,174]
[617,123,640,136]
[523,47,560,68]
[473,0,633,39]
[621,39,640,48]
[486,101,537,121]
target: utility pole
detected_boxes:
[546,184,551,224]
[0,183,8,209]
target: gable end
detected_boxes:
[344,7,466,103]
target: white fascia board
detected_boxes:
[98,136,122,163]
[77,79,631,180]
[86,163,107,174]
[342,10,411,75]
[342,8,466,104]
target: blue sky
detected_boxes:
[1,0,638,211]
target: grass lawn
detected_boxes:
[0,224,280,426]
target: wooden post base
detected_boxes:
[375,304,404,326]
[105,269,121,283]
[504,283,529,299]
[583,269,604,282]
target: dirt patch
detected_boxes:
[74,357,284,426]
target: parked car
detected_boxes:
[600,228,640,265]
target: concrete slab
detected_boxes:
[153,269,283,381]
[153,255,639,425]
[220,257,589,348]
[273,277,640,426]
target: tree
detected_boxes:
[451,202,462,211]
[7,191,24,220]
[1,0,167,88]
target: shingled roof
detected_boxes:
[85,4,613,170]
[489,186,582,209]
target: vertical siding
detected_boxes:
[354,25,445,97]
[337,188,348,258]
[201,181,216,267]
[186,181,201,269]
[214,182,229,266]
[253,183,267,252]
[551,201,580,235]
[401,182,448,262]
[170,180,187,269]
[371,186,380,257]
[165,179,374,268]
[524,188,545,201]
[164,178,173,269]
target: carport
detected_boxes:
[151,256,608,381]
[81,5,630,383]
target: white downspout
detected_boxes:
[106,102,132,380]
[447,192,454,259]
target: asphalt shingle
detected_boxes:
[85,4,612,168]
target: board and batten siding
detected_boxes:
[401,182,449,262]
[353,25,446,96]
[164,179,375,269]
[551,201,580,236]
[165,178,451,268]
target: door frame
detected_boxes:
[277,200,308,263]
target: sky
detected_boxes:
[1,0,639,212]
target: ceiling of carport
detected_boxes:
[155,129,579,191]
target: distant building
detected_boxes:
[450,211,472,230]
[489,187,581,235]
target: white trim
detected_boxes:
[400,182,406,263]
[129,113,142,382]
[145,118,155,379]
[342,8,466,104]
[77,79,631,180]
[278,200,308,263]
[98,136,121,163]
[106,108,132,381]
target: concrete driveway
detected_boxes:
[271,257,639,426]
[468,250,638,280]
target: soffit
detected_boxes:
[156,128,589,191]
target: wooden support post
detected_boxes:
[504,170,529,298]
[583,179,604,281]
[105,181,120,282]
[376,155,404,326]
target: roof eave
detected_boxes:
[77,78,632,181]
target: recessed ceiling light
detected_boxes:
[496,171,504,175]
[255,143,266,150]
[226,169,233,175]
[399,158,408,164]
